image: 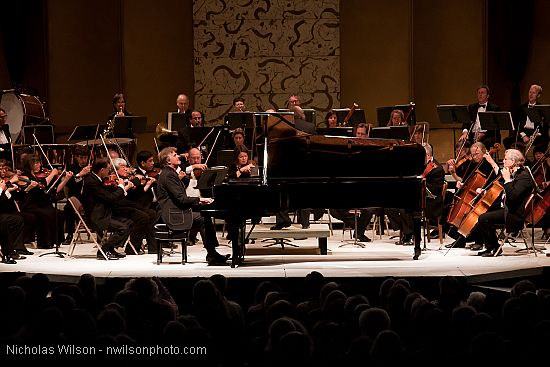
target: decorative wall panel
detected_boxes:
[194,0,340,125]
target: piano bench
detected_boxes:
[153,224,188,265]
[246,223,330,255]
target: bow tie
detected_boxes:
[479,104,487,108]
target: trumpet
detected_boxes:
[155,122,177,138]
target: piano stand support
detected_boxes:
[262,238,298,249]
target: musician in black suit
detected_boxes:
[475,149,534,256]
[444,142,500,249]
[0,108,12,162]
[459,85,501,149]
[156,146,229,265]
[63,145,92,245]
[82,158,134,260]
[0,178,24,264]
[504,84,548,150]
[423,144,446,226]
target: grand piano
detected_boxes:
[206,113,427,267]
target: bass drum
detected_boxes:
[0,92,46,141]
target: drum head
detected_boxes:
[0,92,24,138]
[0,92,45,142]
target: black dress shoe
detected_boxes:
[207,253,230,265]
[356,235,372,243]
[62,237,73,246]
[97,251,119,260]
[2,256,16,264]
[492,247,503,257]
[445,238,466,248]
[270,223,291,230]
[470,244,483,251]
[413,247,421,260]
[185,239,196,247]
[16,249,34,256]
[110,250,126,258]
[478,249,493,256]
[10,252,26,260]
[302,224,310,229]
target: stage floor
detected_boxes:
[2,224,549,285]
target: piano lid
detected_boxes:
[261,113,426,179]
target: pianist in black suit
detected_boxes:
[156,146,229,265]
[459,85,501,149]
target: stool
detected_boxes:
[153,223,188,265]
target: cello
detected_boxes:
[446,144,500,229]
[456,175,504,237]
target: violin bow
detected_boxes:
[32,133,54,170]
[100,134,121,180]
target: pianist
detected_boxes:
[156,147,229,266]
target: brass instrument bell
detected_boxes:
[155,123,177,138]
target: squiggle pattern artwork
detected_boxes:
[194,0,340,125]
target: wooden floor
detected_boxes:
[2,222,549,287]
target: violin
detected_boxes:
[34,167,54,179]
[193,167,204,178]
[421,161,436,178]
[5,174,46,190]
[102,174,120,187]
[146,167,161,178]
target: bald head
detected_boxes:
[188,148,201,164]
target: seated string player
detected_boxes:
[111,158,158,255]
[422,144,446,238]
[82,158,134,260]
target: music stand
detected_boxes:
[315,127,354,137]
[167,112,190,131]
[112,116,147,138]
[436,104,471,125]
[225,112,255,130]
[478,111,514,133]
[22,124,54,144]
[436,104,471,143]
[195,166,229,198]
[369,126,409,140]
[67,124,103,143]
[302,109,316,123]
[526,104,550,127]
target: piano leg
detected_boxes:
[227,219,246,268]
[413,212,422,260]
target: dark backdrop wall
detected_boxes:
[1,0,548,161]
